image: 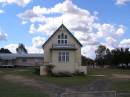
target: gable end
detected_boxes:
[42,24,82,48]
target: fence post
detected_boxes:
[115,91,117,97]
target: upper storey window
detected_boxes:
[58,33,67,45]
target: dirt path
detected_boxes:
[68,79,112,92]
[112,74,130,79]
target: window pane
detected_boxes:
[58,35,60,39]
[58,51,69,62]
[66,52,69,62]
[61,40,64,44]
[58,40,60,44]
[65,35,67,39]
[65,40,67,44]
[61,33,64,39]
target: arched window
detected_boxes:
[58,35,60,39]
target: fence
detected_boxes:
[60,91,130,97]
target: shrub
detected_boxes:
[34,67,40,75]
[74,70,85,76]
[52,71,74,77]
[45,65,54,76]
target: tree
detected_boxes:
[111,48,130,68]
[0,48,11,53]
[95,45,108,66]
[123,48,130,67]
[104,48,112,65]
[16,43,28,54]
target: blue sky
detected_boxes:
[0,0,130,59]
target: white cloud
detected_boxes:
[94,23,125,38]
[0,32,7,40]
[21,21,27,25]
[4,36,45,54]
[82,45,97,59]
[105,37,118,48]
[29,24,37,34]
[17,0,126,58]
[0,0,32,7]
[115,0,130,5]
[119,39,130,48]
[0,9,4,13]
[4,44,18,53]
[4,43,43,54]
[17,10,36,20]
[32,36,45,48]
[115,25,125,36]
[32,6,51,15]
[17,0,97,35]
[27,46,43,54]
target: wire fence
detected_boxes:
[60,91,130,97]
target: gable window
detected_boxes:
[58,51,69,62]
[58,33,67,45]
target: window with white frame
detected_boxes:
[58,51,69,62]
[58,33,67,45]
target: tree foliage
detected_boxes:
[95,45,108,66]
[95,45,130,68]
[0,48,12,53]
[16,43,28,54]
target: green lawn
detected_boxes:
[0,79,49,97]
[0,68,101,87]
[0,68,49,97]
[112,79,130,91]
[88,68,130,91]
[88,68,130,76]
[0,67,130,96]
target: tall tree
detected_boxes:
[104,48,112,65]
[16,43,28,54]
[95,45,108,66]
[107,48,130,68]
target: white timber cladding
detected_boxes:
[43,25,82,73]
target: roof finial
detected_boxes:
[62,20,63,24]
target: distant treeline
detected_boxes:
[82,45,130,69]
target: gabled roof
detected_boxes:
[42,24,82,48]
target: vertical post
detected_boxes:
[115,91,117,97]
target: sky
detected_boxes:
[0,0,130,59]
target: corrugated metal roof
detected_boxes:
[0,54,43,60]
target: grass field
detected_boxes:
[0,68,103,87]
[87,68,130,91]
[0,68,49,97]
[0,67,130,97]
[0,79,48,97]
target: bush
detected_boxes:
[34,67,40,75]
[45,65,54,76]
[52,71,74,77]
[74,70,85,76]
